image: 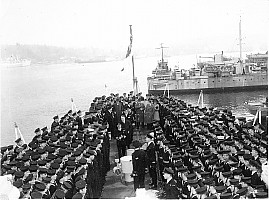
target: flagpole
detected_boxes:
[124,24,136,95]
[132,55,138,95]
[129,25,136,95]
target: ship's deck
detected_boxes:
[101,128,154,199]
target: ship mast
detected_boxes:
[239,16,243,67]
[156,43,168,63]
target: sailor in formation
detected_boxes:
[1,94,127,199]
[147,94,268,199]
[1,92,268,199]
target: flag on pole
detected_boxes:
[125,25,133,58]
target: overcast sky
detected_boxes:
[0,0,268,52]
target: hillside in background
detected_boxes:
[1,44,126,64]
[1,43,267,64]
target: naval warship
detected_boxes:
[147,19,268,95]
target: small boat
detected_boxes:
[245,97,268,117]
[0,58,31,68]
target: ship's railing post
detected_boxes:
[197,92,201,105]
[167,83,170,98]
[201,90,204,108]
[197,90,204,108]
[71,98,74,112]
[253,109,258,126]
[15,122,19,140]
[163,83,166,96]
[71,98,78,113]
[14,122,26,144]
[259,108,262,124]
[252,108,262,126]
[163,82,170,98]
[18,126,26,144]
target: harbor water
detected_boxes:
[1,55,267,146]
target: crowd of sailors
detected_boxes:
[130,93,268,199]
[0,91,268,199]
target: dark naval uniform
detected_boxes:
[120,118,133,148]
[76,115,83,130]
[146,140,157,188]
[132,147,147,190]
[51,121,59,132]
[104,109,115,138]
[163,178,179,199]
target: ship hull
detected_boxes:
[0,60,31,68]
[148,74,268,95]
[148,84,268,95]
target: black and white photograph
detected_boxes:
[0,0,268,199]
